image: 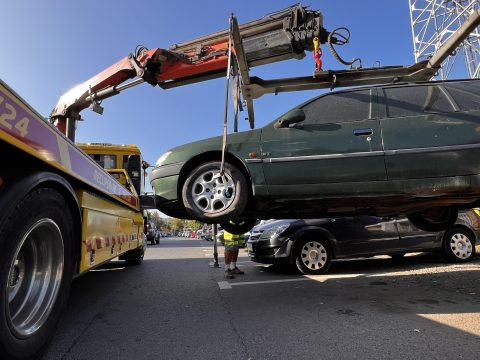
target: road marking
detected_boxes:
[216,265,480,290]
[217,273,363,290]
[218,281,232,290]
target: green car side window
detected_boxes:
[301,90,371,125]
[444,82,480,111]
[383,85,454,117]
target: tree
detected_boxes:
[148,211,163,228]
[185,219,202,230]
[170,218,184,233]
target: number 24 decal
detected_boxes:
[0,95,29,137]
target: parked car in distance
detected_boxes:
[204,227,214,241]
[145,220,160,245]
[151,79,480,234]
[247,210,480,275]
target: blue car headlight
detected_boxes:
[260,224,290,241]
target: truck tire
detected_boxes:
[122,248,145,266]
[0,188,74,360]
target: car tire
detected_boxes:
[182,161,248,223]
[442,228,475,263]
[220,218,257,235]
[407,206,458,232]
[0,188,75,360]
[294,236,332,275]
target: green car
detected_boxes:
[151,79,480,234]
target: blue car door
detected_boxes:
[328,216,400,256]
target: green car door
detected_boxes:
[259,89,387,197]
[379,82,480,180]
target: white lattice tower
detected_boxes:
[409,0,480,79]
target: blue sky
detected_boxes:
[2,1,416,189]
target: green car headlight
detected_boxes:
[155,151,172,167]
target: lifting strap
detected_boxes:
[220,14,234,176]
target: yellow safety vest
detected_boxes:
[223,231,245,246]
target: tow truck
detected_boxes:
[48,3,480,238]
[1,3,479,358]
[0,5,328,359]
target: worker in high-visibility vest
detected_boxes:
[223,230,245,279]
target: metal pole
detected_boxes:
[66,117,76,142]
[209,224,220,268]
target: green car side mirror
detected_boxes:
[274,108,306,128]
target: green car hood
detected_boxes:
[155,128,263,167]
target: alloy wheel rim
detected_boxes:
[301,241,327,270]
[449,233,473,259]
[191,169,235,214]
[7,218,64,338]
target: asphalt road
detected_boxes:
[43,237,480,360]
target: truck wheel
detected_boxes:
[0,188,74,360]
[122,248,145,266]
[182,161,248,223]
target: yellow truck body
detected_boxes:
[0,79,147,359]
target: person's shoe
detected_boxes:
[224,269,234,279]
[231,267,244,275]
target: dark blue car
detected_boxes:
[247,210,480,275]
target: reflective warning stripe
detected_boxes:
[224,232,245,246]
[56,133,71,171]
[224,240,244,246]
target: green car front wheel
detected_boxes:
[182,161,249,223]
